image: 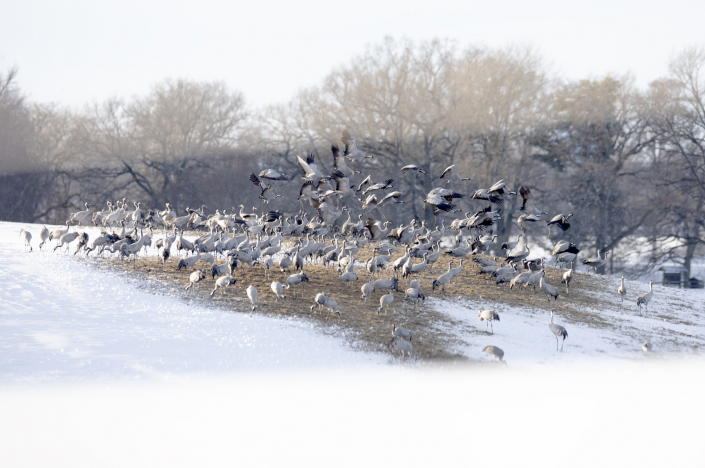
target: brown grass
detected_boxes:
[83,241,619,362]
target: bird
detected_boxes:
[636,280,654,314]
[546,213,573,238]
[362,178,394,196]
[617,275,627,307]
[404,287,425,305]
[432,261,454,292]
[439,165,471,186]
[643,341,652,353]
[478,309,500,334]
[341,129,372,167]
[582,250,607,274]
[310,293,341,318]
[286,272,310,298]
[482,345,505,363]
[390,337,413,358]
[517,213,542,229]
[246,285,258,311]
[38,225,49,250]
[48,221,70,243]
[296,154,324,181]
[210,275,236,296]
[249,173,282,204]
[258,169,288,181]
[331,144,355,177]
[517,186,532,211]
[54,230,80,253]
[392,324,412,341]
[185,269,206,293]
[561,262,574,294]
[20,229,32,252]
[360,274,376,301]
[400,165,426,182]
[339,269,358,289]
[378,293,394,314]
[69,202,92,225]
[549,311,568,351]
[500,233,523,251]
[540,270,559,304]
[271,281,286,302]
[374,277,399,293]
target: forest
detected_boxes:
[2,38,705,279]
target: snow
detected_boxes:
[2,221,705,466]
[430,273,705,365]
[0,222,385,381]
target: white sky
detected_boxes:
[2,0,703,109]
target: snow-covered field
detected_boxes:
[431,284,705,365]
[2,221,704,466]
[1,222,385,381]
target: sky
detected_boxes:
[1,0,704,109]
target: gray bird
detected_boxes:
[549,311,568,351]
[482,345,505,363]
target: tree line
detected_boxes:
[2,38,705,279]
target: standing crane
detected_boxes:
[636,280,654,314]
[478,309,500,334]
[617,275,627,307]
[549,311,568,351]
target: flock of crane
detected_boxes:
[17,129,657,361]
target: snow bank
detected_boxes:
[0,362,703,467]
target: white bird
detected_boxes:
[643,341,652,353]
[478,309,500,334]
[341,129,372,166]
[561,262,574,294]
[482,345,505,363]
[271,281,286,302]
[38,225,49,250]
[246,285,258,311]
[549,311,568,351]
[54,231,79,253]
[185,269,206,293]
[360,274,376,301]
[404,288,425,305]
[378,293,394,314]
[210,275,236,296]
[617,275,627,307]
[296,154,324,181]
[69,202,92,225]
[48,221,70,243]
[339,269,358,289]
[636,280,654,314]
[20,229,32,252]
[310,293,341,318]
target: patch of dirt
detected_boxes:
[81,241,621,362]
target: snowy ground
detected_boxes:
[430,281,705,365]
[1,222,385,382]
[3,222,705,466]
